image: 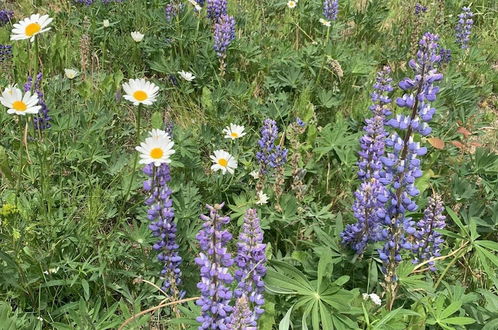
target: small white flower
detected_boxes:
[362,293,370,301]
[319,18,331,27]
[223,123,246,140]
[287,0,297,8]
[256,191,269,205]
[64,68,78,79]
[178,70,196,82]
[0,86,41,115]
[103,19,110,27]
[131,31,144,42]
[369,293,382,306]
[210,150,237,175]
[43,267,60,275]
[10,14,53,42]
[250,170,260,179]
[188,0,202,11]
[136,130,175,166]
[122,78,159,106]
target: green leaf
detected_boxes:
[439,301,461,320]
[279,305,294,330]
[151,111,163,129]
[442,317,475,325]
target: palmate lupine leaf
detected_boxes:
[267,254,358,330]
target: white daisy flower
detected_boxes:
[10,14,53,42]
[64,68,78,79]
[287,0,297,9]
[103,19,110,28]
[136,133,175,166]
[223,123,246,140]
[122,78,159,106]
[256,191,269,205]
[178,70,196,82]
[148,128,171,140]
[319,18,331,27]
[0,86,41,115]
[210,150,237,175]
[131,31,144,42]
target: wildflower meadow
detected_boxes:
[1,0,498,329]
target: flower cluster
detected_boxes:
[414,3,427,15]
[0,9,14,26]
[411,194,446,269]
[207,0,227,22]
[455,7,473,49]
[24,73,51,130]
[234,209,266,321]
[438,47,452,64]
[195,204,234,329]
[341,67,392,253]
[0,45,12,63]
[165,2,184,22]
[143,162,183,298]
[213,15,236,57]
[229,296,257,330]
[256,119,288,175]
[379,32,443,277]
[323,0,338,21]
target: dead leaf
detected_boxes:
[451,141,465,149]
[457,126,472,138]
[428,137,445,150]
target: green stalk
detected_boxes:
[15,118,24,207]
[315,26,331,86]
[118,105,142,221]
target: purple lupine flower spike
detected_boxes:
[0,45,13,63]
[143,163,184,298]
[24,74,52,130]
[228,295,257,330]
[380,32,443,282]
[195,203,234,329]
[323,0,338,21]
[207,0,227,22]
[0,9,14,26]
[234,209,267,321]
[455,7,473,49]
[341,66,392,254]
[256,119,288,175]
[411,194,446,269]
[165,2,184,22]
[414,3,427,15]
[213,15,236,57]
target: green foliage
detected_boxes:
[0,0,497,328]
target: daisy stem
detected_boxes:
[15,118,24,207]
[118,105,142,221]
[34,37,39,76]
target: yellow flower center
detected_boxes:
[218,158,228,167]
[25,23,41,37]
[133,90,148,101]
[12,101,27,111]
[150,148,164,159]
[230,132,239,138]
